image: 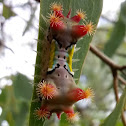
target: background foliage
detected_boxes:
[0,0,126,126]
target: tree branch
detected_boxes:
[90,45,126,72]
[112,70,119,101]
[118,76,126,85]
[34,0,40,2]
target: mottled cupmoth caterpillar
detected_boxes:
[35,2,95,122]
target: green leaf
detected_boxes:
[0,86,16,126]
[13,73,32,101]
[59,114,70,126]
[2,4,16,19]
[0,78,30,126]
[29,0,103,126]
[120,1,126,25]
[5,112,15,126]
[0,87,7,106]
[116,121,123,126]
[101,86,126,126]
[104,1,126,57]
[14,101,29,126]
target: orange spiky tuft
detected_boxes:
[48,13,65,30]
[67,87,94,101]
[71,22,95,38]
[85,21,95,35]
[49,13,61,25]
[37,81,57,99]
[50,2,63,11]
[34,108,50,120]
[71,9,86,23]
[66,112,79,122]
[76,9,86,20]
[85,88,94,99]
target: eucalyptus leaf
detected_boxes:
[29,0,103,126]
[0,87,7,106]
[120,1,126,25]
[14,101,29,126]
[104,1,126,57]
[101,86,126,126]
[13,73,32,101]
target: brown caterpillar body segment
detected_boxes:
[35,3,94,121]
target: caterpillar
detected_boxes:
[35,2,94,122]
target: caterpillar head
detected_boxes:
[48,3,95,48]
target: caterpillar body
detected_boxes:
[35,3,94,121]
[47,40,74,76]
